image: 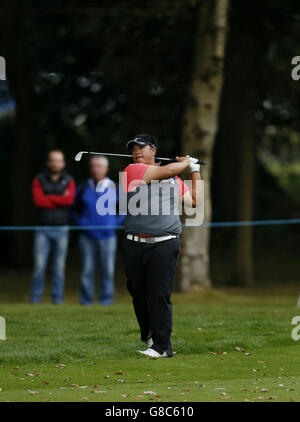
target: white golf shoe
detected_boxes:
[138,348,168,358]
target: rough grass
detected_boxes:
[0,287,300,402]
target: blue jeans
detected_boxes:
[78,233,117,305]
[30,228,69,304]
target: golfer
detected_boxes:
[121,134,201,358]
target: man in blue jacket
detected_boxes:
[72,156,124,305]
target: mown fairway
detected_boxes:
[0,287,300,402]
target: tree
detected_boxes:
[213,1,259,285]
[2,0,38,265]
[211,0,298,285]
[179,0,230,291]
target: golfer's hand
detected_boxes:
[175,156,190,166]
[186,155,200,173]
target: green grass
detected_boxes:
[0,288,300,402]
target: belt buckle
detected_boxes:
[145,237,156,243]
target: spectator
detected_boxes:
[30,149,75,304]
[72,156,124,305]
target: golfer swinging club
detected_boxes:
[122,134,201,358]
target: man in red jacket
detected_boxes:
[30,149,76,304]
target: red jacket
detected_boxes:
[32,178,76,209]
[32,171,76,225]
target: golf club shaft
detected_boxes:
[75,151,206,165]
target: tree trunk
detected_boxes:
[212,0,266,285]
[2,1,38,266]
[233,87,256,285]
[179,0,230,291]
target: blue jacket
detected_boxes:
[71,178,125,239]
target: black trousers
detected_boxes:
[122,237,180,356]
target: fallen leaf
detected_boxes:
[235,346,246,352]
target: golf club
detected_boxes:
[75,151,206,165]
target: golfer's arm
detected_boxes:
[143,162,188,183]
[182,172,202,208]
